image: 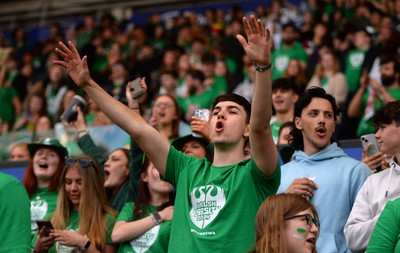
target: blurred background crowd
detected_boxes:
[1,0,400,161]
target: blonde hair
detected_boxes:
[251,194,318,253]
[51,154,117,250]
[314,51,340,80]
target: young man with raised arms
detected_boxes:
[54,15,280,253]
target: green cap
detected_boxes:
[28,138,68,158]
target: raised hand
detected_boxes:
[285,177,318,199]
[236,15,271,67]
[54,41,91,87]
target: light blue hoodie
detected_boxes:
[278,143,372,253]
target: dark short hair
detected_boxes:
[188,69,205,83]
[272,78,299,95]
[380,56,400,73]
[291,87,340,150]
[211,93,251,123]
[373,101,400,127]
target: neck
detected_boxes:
[158,124,173,139]
[149,192,170,206]
[276,109,294,123]
[323,70,333,76]
[212,142,246,166]
[303,142,330,156]
[37,179,49,188]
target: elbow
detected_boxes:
[111,230,123,244]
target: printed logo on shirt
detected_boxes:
[349,52,365,68]
[275,55,289,71]
[31,199,48,230]
[190,185,226,229]
[131,225,160,253]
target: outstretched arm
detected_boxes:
[236,16,278,176]
[54,41,170,176]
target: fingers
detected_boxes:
[242,16,252,36]
[285,178,317,197]
[68,41,80,58]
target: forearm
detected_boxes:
[345,216,380,251]
[112,217,156,243]
[251,68,272,131]
[348,87,365,118]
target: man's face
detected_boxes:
[209,101,249,146]
[380,61,397,87]
[375,121,400,156]
[294,98,336,154]
[282,27,297,45]
[272,88,298,114]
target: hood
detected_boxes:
[292,143,347,162]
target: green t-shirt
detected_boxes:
[271,42,308,80]
[209,76,228,98]
[164,147,281,253]
[0,86,18,122]
[0,172,31,253]
[270,119,283,144]
[357,88,400,136]
[367,198,400,252]
[30,188,58,236]
[345,49,367,93]
[179,90,215,114]
[48,210,115,253]
[116,202,171,253]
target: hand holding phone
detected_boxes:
[360,134,380,157]
[36,220,54,237]
[129,77,146,99]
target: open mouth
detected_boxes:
[104,170,110,180]
[306,237,316,246]
[39,162,49,169]
[315,127,327,137]
[158,112,166,117]
[216,121,224,132]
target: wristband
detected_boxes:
[79,239,91,252]
[255,62,272,72]
[150,212,163,225]
[77,129,89,134]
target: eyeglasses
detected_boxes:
[65,156,93,169]
[284,214,320,229]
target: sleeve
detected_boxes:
[367,200,400,252]
[332,73,348,106]
[164,146,198,187]
[349,162,373,206]
[249,158,281,196]
[77,134,106,168]
[129,137,143,196]
[344,179,380,252]
[116,202,135,223]
[105,213,117,245]
[0,175,31,252]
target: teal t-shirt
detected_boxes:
[30,188,58,237]
[178,90,215,114]
[272,42,308,80]
[367,198,400,252]
[357,88,400,136]
[164,147,280,253]
[0,86,18,122]
[0,172,31,253]
[116,202,171,253]
[345,49,367,93]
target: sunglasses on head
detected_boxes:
[284,213,320,230]
[65,156,93,169]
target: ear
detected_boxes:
[141,172,148,182]
[294,117,302,130]
[243,124,250,138]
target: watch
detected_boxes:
[150,212,163,225]
[80,239,91,252]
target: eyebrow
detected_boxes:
[213,105,241,111]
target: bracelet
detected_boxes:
[150,212,163,225]
[255,62,272,72]
[77,129,89,134]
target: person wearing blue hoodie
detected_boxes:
[277,87,372,253]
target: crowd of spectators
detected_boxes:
[0,0,400,159]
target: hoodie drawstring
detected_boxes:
[385,162,396,198]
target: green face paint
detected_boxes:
[297,228,307,233]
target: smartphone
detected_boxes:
[360,134,380,157]
[36,220,54,237]
[192,109,210,137]
[129,77,145,99]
